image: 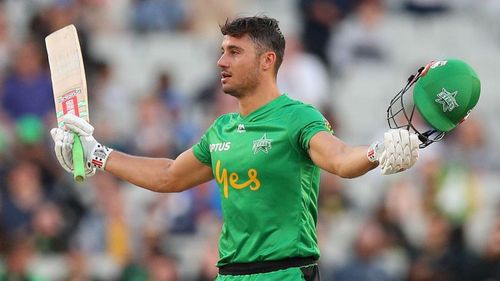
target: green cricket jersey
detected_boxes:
[192,94,333,267]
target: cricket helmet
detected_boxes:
[387,59,481,148]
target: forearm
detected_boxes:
[104,151,175,192]
[329,145,378,178]
[309,132,378,179]
[56,114,214,189]
[309,130,419,178]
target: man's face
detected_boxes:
[217,34,261,97]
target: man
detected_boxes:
[51,16,419,281]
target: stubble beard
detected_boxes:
[222,64,260,99]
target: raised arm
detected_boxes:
[51,114,213,193]
[308,131,377,178]
[308,129,419,178]
[105,149,213,193]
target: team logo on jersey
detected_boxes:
[253,134,272,154]
[430,60,447,69]
[435,88,459,112]
[237,124,246,133]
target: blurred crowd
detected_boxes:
[0,0,499,280]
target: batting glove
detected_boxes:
[50,127,96,176]
[62,114,113,171]
[367,129,419,175]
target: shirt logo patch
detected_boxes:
[210,142,231,152]
[430,60,447,69]
[435,88,459,112]
[237,124,246,133]
[253,134,272,154]
[215,160,261,198]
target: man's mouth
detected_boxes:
[221,72,231,83]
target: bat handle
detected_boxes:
[72,132,86,182]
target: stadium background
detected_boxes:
[0,0,499,280]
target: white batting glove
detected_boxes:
[367,129,419,175]
[62,114,113,171]
[50,128,96,176]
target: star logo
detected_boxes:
[435,88,459,112]
[253,134,272,154]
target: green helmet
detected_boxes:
[387,59,481,148]
[413,59,480,132]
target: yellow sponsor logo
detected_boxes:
[215,160,261,198]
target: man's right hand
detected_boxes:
[50,127,96,176]
[50,114,113,175]
[63,114,113,171]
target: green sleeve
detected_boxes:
[192,131,212,166]
[289,105,334,152]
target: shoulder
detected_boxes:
[281,95,333,133]
[282,95,324,118]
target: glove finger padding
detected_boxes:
[409,134,419,167]
[397,129,410,170]
[381,154,394,175]
[63,114,94,136]
[379,129,419,175]
[402,144,411,169]
[381,131,395,166]
[50,128,74,173]
[394,140,403,171]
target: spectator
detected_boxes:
[90,60,135,150]
[465,216,500,280]
[31,202,69,254]
[407,213,462,281]
[0,40,53,122]
[332,219,395,281]
[0,160,46,238]
[132,94,175,157]
[0,7,12,77]
[0,237,48,281]
[131,0,190,32]
[297,0,340,67]
[404,0,450,16]
[74,173,132,267]
[278,37,330,110]
[328,0,388,74]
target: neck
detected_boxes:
[238,79,281,116]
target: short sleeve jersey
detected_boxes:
[192,94,333,266]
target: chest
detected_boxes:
[208,121,292,167]
[208,120,301,198]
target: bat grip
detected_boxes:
[72,132,86,182]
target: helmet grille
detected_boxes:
[386,66,445,148]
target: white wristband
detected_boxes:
[90,143,113,170]
[367,141,384,163]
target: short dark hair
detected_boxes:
[220,16,286,74]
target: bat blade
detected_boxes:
[45,24,89,182]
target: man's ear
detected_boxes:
[261,51,276,72]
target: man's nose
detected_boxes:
[217,54,228,68]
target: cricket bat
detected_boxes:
[45,25,89,182]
